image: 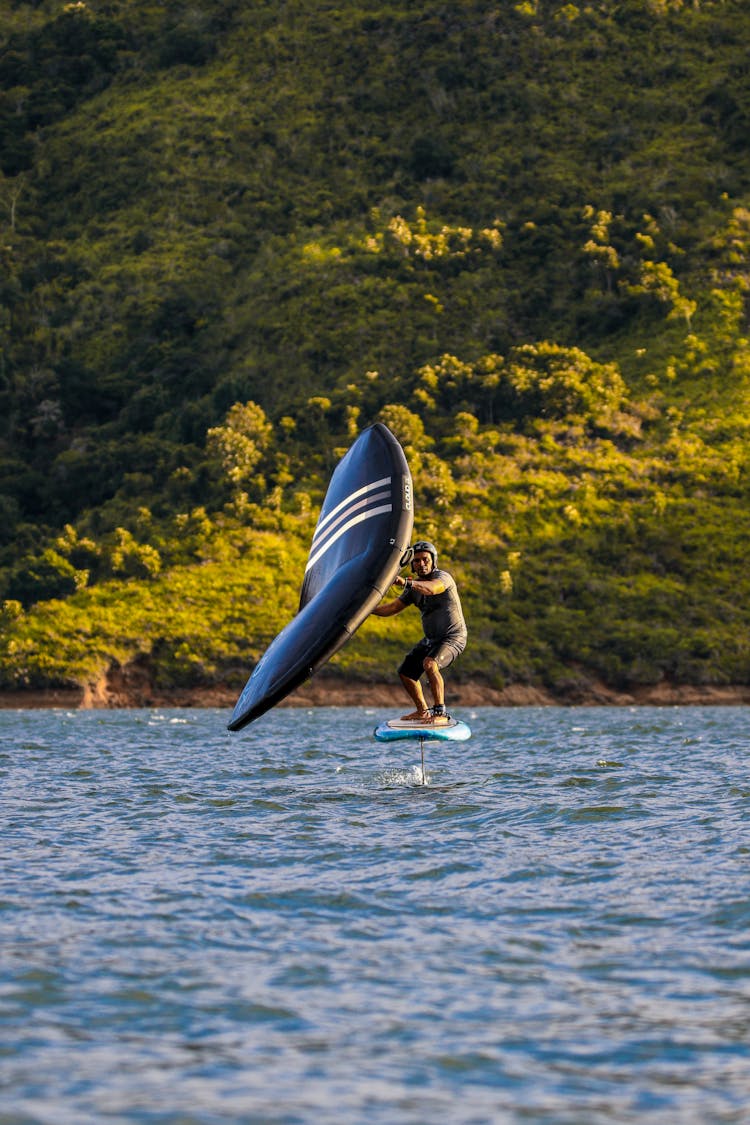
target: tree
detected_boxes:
[627,261,697,329]
[7,548,88,607]
[206,401,273,488]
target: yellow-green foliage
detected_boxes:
[0,529,307,688]
[1,0,749,691]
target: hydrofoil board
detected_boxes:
[374,717,471,743]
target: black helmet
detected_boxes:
[411,540,438,571]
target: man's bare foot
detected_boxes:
[401,709,431,721]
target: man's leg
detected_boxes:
[399,672,430,720]
[423,642,463,720]
[423,656,445,715]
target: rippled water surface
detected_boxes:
[2,705,750,1123]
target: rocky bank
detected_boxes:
[1,662,748,711]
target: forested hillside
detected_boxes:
[1,0,749,697]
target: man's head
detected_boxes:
[411,540,437,575]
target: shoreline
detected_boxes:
[0,674,748,711]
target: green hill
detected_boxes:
[1,0,749,697]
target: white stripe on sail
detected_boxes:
[305,503,393,573]
[313,476,392,539]
[310,489,392,555]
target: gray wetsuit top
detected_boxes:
[398,568,467,646]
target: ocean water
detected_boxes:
[1,704,749,1124]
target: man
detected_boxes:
[371,540,467,723]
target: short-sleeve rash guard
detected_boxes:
[398,568,467,645]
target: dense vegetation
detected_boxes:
[1,0,749,695]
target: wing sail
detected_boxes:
[228,424,413,731]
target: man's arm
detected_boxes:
[371,572,448,617]
[371,597,407,617]
[394,575,446,596]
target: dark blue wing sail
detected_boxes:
[228,423,413,731]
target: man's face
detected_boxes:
[412,551,433,576]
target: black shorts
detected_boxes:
[398,637,465,681]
